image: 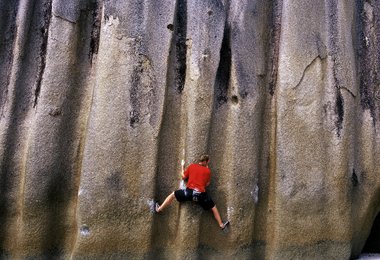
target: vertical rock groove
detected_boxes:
[356,0,379,125]
[326,0,345,137]
[0,1,19,253]
[335,88,344,136]
[172,0,225,258]
[257,0,283,258]
[33,0,52,108]
[0,1,18,117]
[12,0,102,257]
[268,0,283,96]
[350,1,380,257]
[175,0,187,93]
[214,21,231,108]
[150,0,188,257]
[0,0,46,256]
[89,0,103,61]
[374,2,380,121]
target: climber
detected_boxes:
[154,154,230,230]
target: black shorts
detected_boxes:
[174,188,215,210]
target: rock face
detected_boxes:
[0,0,380,259]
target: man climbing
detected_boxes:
[155,154,230,230]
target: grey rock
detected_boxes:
[0,0,379,259]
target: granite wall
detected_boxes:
[0,0,380,259]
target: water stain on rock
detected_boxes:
[351,169,359,187]
[335,90,344,137]
[129,53,157,128]
[105,172,123,192]
[214,21,231,108]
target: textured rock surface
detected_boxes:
[0,0,380,259]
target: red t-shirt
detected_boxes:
[183,163,211,192]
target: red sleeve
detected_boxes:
[183,164,191,180]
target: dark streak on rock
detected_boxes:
[130,68,141,128]
[356,0,374,115]
[268,0,283,96]
[0,3,18,118]
[214,21,231,108]
[373,1,380,122]
[175,0,187,93]
[129,54,155,128]
[335,90,344,137]
[129,110,139,127]
[33,0,53,108]
[106,172,123,192]
[0,1,21,249]
[89,0,103,61]
[355,0,379,126]
[351,169,359,187]
[326,0,347,137]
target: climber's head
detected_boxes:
[199,154,210,166]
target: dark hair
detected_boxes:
[199,154,209,162]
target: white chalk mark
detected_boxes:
[179,149,186,189]
[80,225,90,236]
[227,207,234,220]
[147,198,155,213]
[252,184,259,204]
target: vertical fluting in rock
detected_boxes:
[0,0,380,259]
